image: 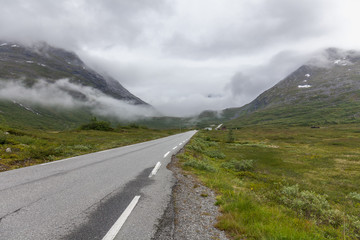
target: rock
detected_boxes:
[5,147,11,153]
[4,132,9,135]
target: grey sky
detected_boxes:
[0,0,359,116]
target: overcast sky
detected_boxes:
[1,0,360,116]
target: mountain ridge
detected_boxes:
[0,41,154,129]
[224,48,360,126]
[192,48,360,128]
[0,41,148,105]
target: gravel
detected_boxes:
[153,153,229,240]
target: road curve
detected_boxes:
[0,130,197,240]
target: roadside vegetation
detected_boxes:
[178,125,360,239]
[0,122,180,171]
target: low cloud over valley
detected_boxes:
[0,79,157,120]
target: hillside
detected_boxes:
[0,41,152,129]
[226,48,360,127]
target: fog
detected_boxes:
[0,79,157,120]
[1,0,360,116]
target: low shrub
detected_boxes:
[347,215,360,238]
[183,157,216,172]
[348,192,360,202]
[80,119,113,131]
[227,129,235,143]
[222,159,254,171]
[188,143,204,153]
[71,145,92,151]
[204,139,218,146]
[205,150,226,159]
[0,133,7,145]
[188,138,218,153]
[7,129,26,136]
[117,123,149,130]
[15,135,36,145]
[28,145,62,160]
[188,139,205,153]
[129,123,140,129]
[279,185,342,226]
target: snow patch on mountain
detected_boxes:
[298,84,311,88]
[12,100,40,115]
[334,59,350,66]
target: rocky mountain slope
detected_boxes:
[0,41,147,105]
[225,48,360,126]
[0,41,152,129]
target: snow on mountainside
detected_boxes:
[222,48,360,126]
[237,48,360,112]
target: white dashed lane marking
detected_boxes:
[102,195,141,240]
[164,151,170,158]
[149,162,161,178]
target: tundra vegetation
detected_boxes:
[0,121,180,171]
[179,125,360,239]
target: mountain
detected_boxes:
[0,41,150,129]
[0,41,147,104]
[225,48,360,127]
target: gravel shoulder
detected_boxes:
[153,152,229,240]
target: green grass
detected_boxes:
[0,100,93,130]
[227,94,360,128]
[0,125,180,171]
[179,125,360,239]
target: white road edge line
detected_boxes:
[40,158,72,166]
[102,195,141,240]
[149,162,162,178]
[172,146,177,150]
[179,143,183,146]
[164,151,170,158]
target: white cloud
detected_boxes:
[0,79,157,120]
[1,0,360,116]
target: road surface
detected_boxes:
[0,130,197,240]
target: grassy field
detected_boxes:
[178,125,360,239]
[0,125,180,171]
[226,97,360,128]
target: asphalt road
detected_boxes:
[0,130,197,240]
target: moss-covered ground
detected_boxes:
[178,125,360,239]
[0,125,180,171]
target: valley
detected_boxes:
[1,43,360,239]
[1,1,360,239]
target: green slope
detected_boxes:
[225,49,360,127]
[0,100,93,130]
